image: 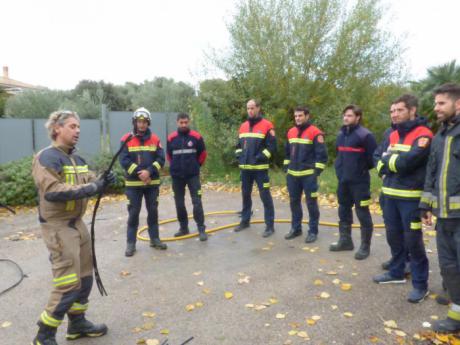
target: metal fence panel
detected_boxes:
[0,119,34,164]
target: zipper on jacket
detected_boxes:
[440,136,453,218]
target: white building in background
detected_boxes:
[0,66,41,94]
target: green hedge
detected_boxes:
[0,153,127,207]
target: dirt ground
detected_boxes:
[0,187,451,345]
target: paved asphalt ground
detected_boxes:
[0,189,448,345]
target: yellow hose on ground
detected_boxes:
[137,210,385,242]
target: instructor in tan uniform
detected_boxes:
[31,110,114,345]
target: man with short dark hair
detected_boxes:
[32,110,114,345]
[284,106,327,243]
[234,99,276,237]
[330,105,377,259]
[373,94,432,304]
[167,112,208,241]
[420,83,460,332]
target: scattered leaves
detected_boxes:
[343,312,353,318]
[313,279,324,286]
[1,321,12,328]
[160,329,169,335]
[276,313,286,319]
[224,291,233,299]
[142,312,156,318]
[319,292,330,299]
[384,320,398,329]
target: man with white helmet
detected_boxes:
[119,107,167,256]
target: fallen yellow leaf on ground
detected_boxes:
[224,291,233,299]
[331,305,338,310]
[332,279,341,285]
[186,304,195,311]
[146,339,160,345]
[120,270,131,277]
[297,331,309,339]
[1,321,12,328]
[306,319,316,326]
[160,329,169,335]
[319,292,330,299]
[394,330,406,337]
[196,281,204,286]
[245,304,255,308]
[195,302,204,308]
[269,298,278,304]
[276,313,286,319]
[430,315,439,320]
[311,315,321,321]
[326,271,338,275]
[340,283,352,291]
[288,330,298,336]
[343,312,353,318]
[142,322,155,330]
[193,271,202,276]
[313,279,324,286]
[142,312,156,318]
[383,320,398,329]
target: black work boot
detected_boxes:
[198,226,208,241]
[234,222,250,232]
[125,242,136,257]
[262,225,275,238]
[285,228,302,240]
[150,238,167,250]
[66,314,108,340]
[32,321,58,345]
[354,227,373,260]
[329,223,354,251]
[174,228,190,237]
[305,233,317,243]
[433,317,460,333]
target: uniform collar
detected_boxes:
[178,128,190,136]
[52,142,75,155]
[396,116,427,136]
[135,128,151,139]
[341,124,360,134]
[248,114,263,126]
[441,114,460,134]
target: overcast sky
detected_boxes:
[1,0,459,90]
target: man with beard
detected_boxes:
[283,106,328,243]
[420,83,460,332]
[167,112,208,241]
[330,105,377,259]
[373,95,432,304]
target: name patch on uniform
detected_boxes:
[418,137,430,148]
[317,135,324,143]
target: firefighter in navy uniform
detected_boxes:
[420,83,460,333]
[234,99,276,237]
[32,111,114,345]
[284,106,328,243]
[373,95,432,304]
[167,112,208,241]
[119,107,167,257]
[330,105,377,259]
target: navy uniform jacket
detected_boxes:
[335,124,377,184]
[167,129,207,179]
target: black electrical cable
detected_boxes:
[90,134,133,296]
[0,259,27,296]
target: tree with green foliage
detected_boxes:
[411,60,460,129]
[130,77,196,113]
[0,88,9,117]
[5,89,68,118]
[202,0,406,166]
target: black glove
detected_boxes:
[93,178,106,193]
[314,168,323,177]
[104,170,117,186]
[255,153,268,163]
